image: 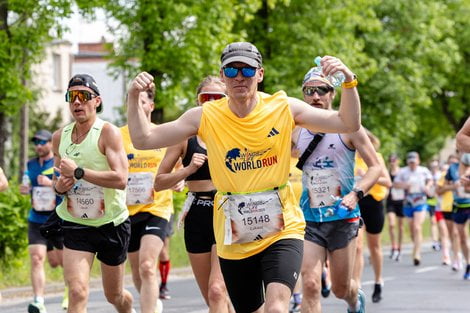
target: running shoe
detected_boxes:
[464,265,470,280]
[159,284,171,300]
[289,301,301,313]
[452,260,461,271]
[389,248,395,259]
[347,289,366,313]
[155,299,163,313]
[432,241,441,252]
[371,283,382,303]
[413,258,420,266]
[392,249,401,262]
[321,268,331,298]
[28,301,47,313]
[442,253,451,266]
[61,287,69,310]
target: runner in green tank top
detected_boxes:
[52,74,133,313]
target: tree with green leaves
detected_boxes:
[77,0,261,123]
[0,0,71,172]
[233,0,467,161]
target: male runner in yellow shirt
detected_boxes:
[127,42,361,312]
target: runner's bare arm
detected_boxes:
[127,72,200,149]
[154,142,192,191]
[289,96,360,134]
[58,124,129,189]
[52,129,75,193]
[456,117,470,152]
[375,154,392,188]
[341,128,381,209]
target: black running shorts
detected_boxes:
[62,218,130,266]
[219,239,303,313]
[359,195,385,234]
[128,212,168,252]
[386,199,404,217]
[184,192,216,254]
[304,218,361,251]
[28,221,64,251]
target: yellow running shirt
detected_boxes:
[120,125,173,221]
[199,91,305,260]
[355,153,388,202]
[437,173,453,212]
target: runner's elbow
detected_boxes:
[115,175,128,190]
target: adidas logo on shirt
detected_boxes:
[267,128,279,137]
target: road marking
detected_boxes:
[415,266,438,273]
[362,276,395,286]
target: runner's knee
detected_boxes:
[207,280,228,304]
[302,276,321,296]
[139,258,157,278]
[331,283,349,300]
[69,282,88,303]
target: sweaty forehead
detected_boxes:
[68,85,95,93]
[304,81,330,88]
[200,84,226,94]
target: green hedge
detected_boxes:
[0,182,30,267]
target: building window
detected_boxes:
[52,53,61,91]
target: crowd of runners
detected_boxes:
[0,41,469,313]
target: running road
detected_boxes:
[1,242,469,312]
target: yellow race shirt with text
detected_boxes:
[199,91,305,260]
[120,125,173,221]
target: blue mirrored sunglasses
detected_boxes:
[33,139,48,146]
[223,67,257,78]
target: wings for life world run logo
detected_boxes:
[225,147,277,173]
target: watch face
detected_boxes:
[74,167,84,179]
[354,188,364,199]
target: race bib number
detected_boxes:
[126,172,154,205]
[221,190,285,245]
[67,181,105,219]
[304,168,341,208]
[177,192,195,229]
[456,185,470,199]
[32,186,56,212]
[390,187,405,201]
[406,193,427,207]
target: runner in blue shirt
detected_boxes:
[20,129,66,312]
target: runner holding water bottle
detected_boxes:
[292,66,381,313]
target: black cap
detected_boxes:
[67,74,103,113]
[32,129,52,142]
[221,42,262,68]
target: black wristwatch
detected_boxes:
[353,187,364,200]
[74,167,85,180]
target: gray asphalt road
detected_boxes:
[2,242,469,312]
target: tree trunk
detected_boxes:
[19,103,28,180]
[0,112,7,168]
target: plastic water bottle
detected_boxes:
[22,170,30,186]
[330,195,350,218]
[314,56,345,88]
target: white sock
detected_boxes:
[34,296,44,304]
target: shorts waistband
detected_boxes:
[189,190,217,198]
